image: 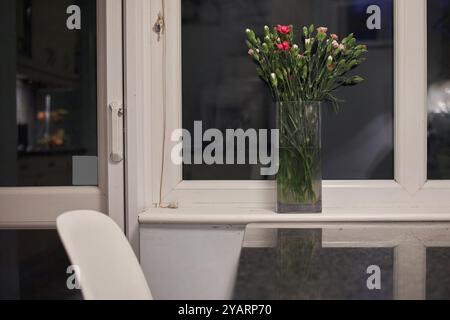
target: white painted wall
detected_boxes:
[140,225,245,300]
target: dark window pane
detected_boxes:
[0,0,98,187]
[182,0,394,180]
[427,0,450,180]
[0,230,82,300]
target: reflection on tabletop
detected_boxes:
[234,223,450,300]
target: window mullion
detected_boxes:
[394,0,427,194]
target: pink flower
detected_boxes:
[332,40,339,49]
[276,41,290,51]
[317,26,328,34]
[276,25,291,35]
[331,33,339,40]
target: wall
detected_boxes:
[140,225,245,300]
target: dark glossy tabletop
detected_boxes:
[233,223,450,300]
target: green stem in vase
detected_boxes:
[278,101,321,205]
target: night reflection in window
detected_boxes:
[182,0,394,180]
[428,0,450,180]
[0,0,97,187]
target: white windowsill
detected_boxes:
[139,207,450,225]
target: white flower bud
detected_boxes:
[327,55,333,64]
[270,73,278,87]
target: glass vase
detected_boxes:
[276,101,322,213]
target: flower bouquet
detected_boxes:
[245,24,367,213]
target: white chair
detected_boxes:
[57,210,152,300]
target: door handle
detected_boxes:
[109,102,124,163]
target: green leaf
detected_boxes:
[343,75,365,86]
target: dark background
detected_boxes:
[182,0,394,180]
[427,0,450,180]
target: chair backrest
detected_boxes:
[57,210,152,300]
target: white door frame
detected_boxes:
[123,0,155,254]
[0,0,125,229]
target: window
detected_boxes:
[0,0,125,229]
[427,0,450,180]
[1,0,98,187]
[181,0,394,180]
[125,0,450,211]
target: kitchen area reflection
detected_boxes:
[1,0,98,187]
[234,223,450,300]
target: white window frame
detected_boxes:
[125,0,450,228]
[0,0,125,228]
